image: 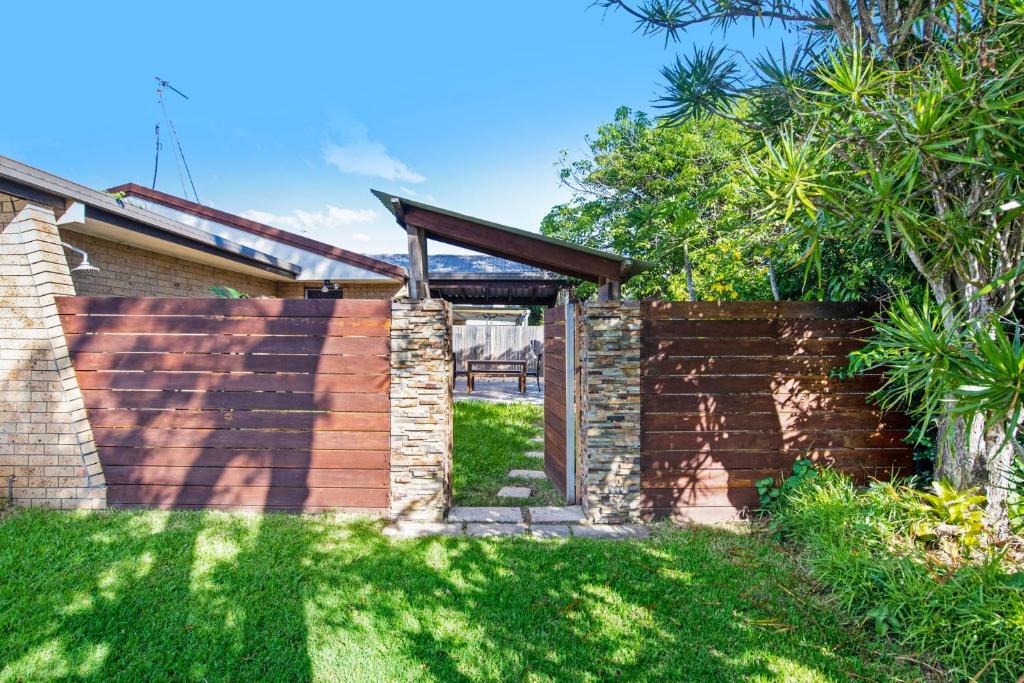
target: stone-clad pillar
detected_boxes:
[0,200,104,508]
[579,301,642,523]
[389,297,452,521]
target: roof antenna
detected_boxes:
[154,76,201,204]
[151,123,161,189]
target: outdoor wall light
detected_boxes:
[61,242,100,273]
[320,280,340,293]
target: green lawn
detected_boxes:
[0,509,922,682]
[452,400,562,507]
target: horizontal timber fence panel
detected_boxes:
[638,301,913,522]
[452,325,543,373]
[55,296,391,513]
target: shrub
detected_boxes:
[770,470,1024,682]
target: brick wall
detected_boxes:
[62,230,280,298]
[389,298,453,521]
[0,199,104,508]
[579,301,643,523]
[62,230,404,300]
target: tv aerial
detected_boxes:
[152,76,200,203]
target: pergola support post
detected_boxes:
[597,279,620,301]
[406,226,429,299]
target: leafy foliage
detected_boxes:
[541,107,914,301]
[910,479,989,555]
[756,457,818,508]
[771,469,1024,681]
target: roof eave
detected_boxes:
[0,158,301,279]
[114,183,408,281]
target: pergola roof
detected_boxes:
[372,190,649,284]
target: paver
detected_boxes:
[529,505,586,524]
[466,523,528,537]
[508,469,546,480]
[530,524,572,539]
[524,450,544,459]
[383,522,463,538]
[496,486,531,499]
[448,506,523,523]
[573,524,650,540]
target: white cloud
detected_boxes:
[323,139,425,183]
[241,205,377,238]
[398,186,436,203]
[351,232,370,243]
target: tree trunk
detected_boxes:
[683,243,696,301]
[937,411,1017,537]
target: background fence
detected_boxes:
[638,301,914,521]
[56,297,391,512]
[452,325,543,373]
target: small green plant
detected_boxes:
[209,285,249,299]
[757,457,818,509]
[909,479,987,556]
[865,604,901,637]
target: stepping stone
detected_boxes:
[524,451,544,459]
[508,469,546,480]
[529,505,585,524]
[466,523,528,537]
[448,506,522,523]
[531,524,572,539]
[572,524,650,540]
[383,522,462,538]
[497,486,531,499]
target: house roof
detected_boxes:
[110,183,406,281]
[0,155,301,279]
[372,189,650,283]
[374,253,561,278]
[375,253,571,306]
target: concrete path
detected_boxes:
[384,505,651,540]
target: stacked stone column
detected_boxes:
[579,301,642,523]
[389,298,453,521]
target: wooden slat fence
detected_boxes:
[543,307,568,497]
[452,325,543,373]
[56,297,391,512]
[639,301,914,521]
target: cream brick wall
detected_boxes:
[61,230,280,298]
[61,230,404,300]
[0,198,104,509]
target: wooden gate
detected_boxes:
[56,297,391,512]
[543,304,577,503]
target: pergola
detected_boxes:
[373,190,648,303]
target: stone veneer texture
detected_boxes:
[389,297,453,521]
[579,301,643,523]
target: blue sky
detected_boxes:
[2,2,788,254]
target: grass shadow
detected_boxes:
[0,509,923,682]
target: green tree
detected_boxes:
[599,0,1024,531]
[543,108,781,300]
[543,107,918,302]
